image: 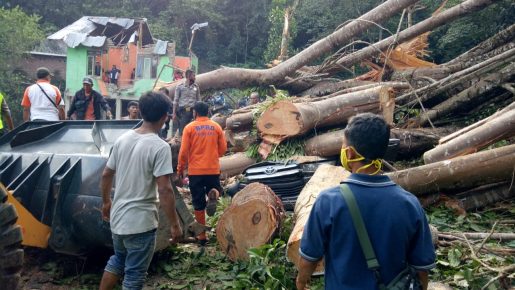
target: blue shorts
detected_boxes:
[105,229,157,290]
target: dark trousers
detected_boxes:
[177,107,193,136]
[189,175,223,211]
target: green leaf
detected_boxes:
[448,248,462,268]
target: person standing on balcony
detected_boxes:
[172,69,200,137]
[109,65,121,87]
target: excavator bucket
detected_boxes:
[0,120,197,255]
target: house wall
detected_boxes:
[105,44,137,88]
[126,55,172,98]
[17,55,66,82]
[65,46,88,96]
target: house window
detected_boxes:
[87,51,102,76]
[136,54,159,79]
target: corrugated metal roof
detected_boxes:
[153,40,168,55]
[48,16,153,48]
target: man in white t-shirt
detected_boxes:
[99,91,183,290]
[21,67,65,121]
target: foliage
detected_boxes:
[263,0,299,64]
[428,0,515,63]
[427,205,515,289]
[0,7,43,126]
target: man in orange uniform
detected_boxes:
[177,101,227,245]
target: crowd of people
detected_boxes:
[0,66,436,290]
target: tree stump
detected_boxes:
[216,183,285,261]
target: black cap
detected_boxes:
[82,77,93,85]
[36,67,53,79]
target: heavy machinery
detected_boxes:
[0,120,202,287]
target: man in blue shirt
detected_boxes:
[296,113,435,290]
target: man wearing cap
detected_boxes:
[22,67,65,121]
[68,77,112,120]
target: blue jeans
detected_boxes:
[105,229,157,290]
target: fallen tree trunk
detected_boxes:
[327,0,501,75]
[220,152,256,179]
[455,182,515,210]
[304,128,439,159]
[423,109,515,163]
[397,47,515,106]
[412,62,515,126]
[257,86,394,143]
[216,183,285,261]
[387,144,515,196]
[287,164,349,272]
[225,111,254,132]
[161,0,419,96]
[417,182,515,210]
[299,80,373,97]
[439,101,515,144]
[445,23,515,68]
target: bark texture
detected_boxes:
[423,109,515,163]
[162,0,419,96]
[257,87,393,143]
[413,62,515,126]
[330,0,501,74]
[387,144,515,196]
[304,128,439,159]
[219,153,256,179]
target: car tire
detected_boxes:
[0,187,23,290]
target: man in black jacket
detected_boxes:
[68,77,112,120]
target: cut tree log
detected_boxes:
[257,86,394,144]
[438,101,515,144]
[387,144,515,196]
[326,0,501,76]
[211,113,228,130]
[161,0,419,96]
[219,152,256,179]
[287,164,349,272]
[304,128,439,159]
[423,108,515,163]
[216,183,285,261]
[225,130,257,152]
[412,62,515,127]
[225,111,254,132]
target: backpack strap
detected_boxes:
[339,184,386,290]
[36,83,58,108]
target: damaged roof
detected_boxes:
[48,16,154,48]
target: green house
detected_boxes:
[48,16,198,119]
